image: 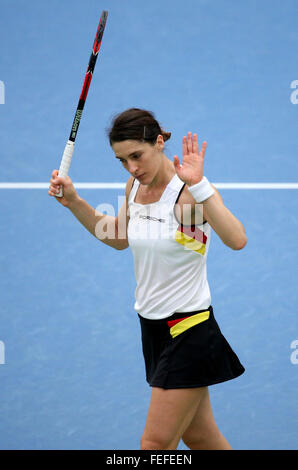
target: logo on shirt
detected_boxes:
[138,214,165,223]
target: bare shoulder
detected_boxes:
[125,176,135,199]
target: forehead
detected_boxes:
[112,140,148,157]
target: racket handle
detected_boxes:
[56,140,75,197]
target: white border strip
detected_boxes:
[213,183,298,189]
[0,182,297,190]
[0,183,125,189]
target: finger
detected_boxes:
[53,175,66,186]
[49,180,61,193]
[49,184,61,194]
[187,132,193,153]
[200,141,207,159]
[49,188,58,196]
[182,136,188,156]
[50,177,59,185]
[193,133,199,155]
[50,172,62,185]
[173,155,181,168]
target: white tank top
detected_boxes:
[128,174,212,319]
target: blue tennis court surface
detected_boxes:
[0,0,297,450]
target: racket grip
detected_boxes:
[56,140,75,197]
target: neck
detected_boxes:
[146,153,176,190]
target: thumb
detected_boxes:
[173,155,181,169]
[54,174,67,186]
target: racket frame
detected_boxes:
[56,11,108,197]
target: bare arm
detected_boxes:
[202,185,247,250]
[173,132,247,251]
[49,170,133,250]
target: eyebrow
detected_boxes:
[115,151,140,160]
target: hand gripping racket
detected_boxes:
[55,11,108,197]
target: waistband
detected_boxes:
[138,305,213,324]
[138,306,212,339]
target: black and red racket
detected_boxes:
[56,10,108,197]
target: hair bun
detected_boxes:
[162,131,171,142]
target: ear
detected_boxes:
[156,134,165,150]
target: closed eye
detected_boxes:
[117,153,141,163]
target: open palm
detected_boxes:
[173,132,207,186]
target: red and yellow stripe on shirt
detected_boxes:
[175,224,207,255]
[167,310,210,338]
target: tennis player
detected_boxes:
[49,108,246,450]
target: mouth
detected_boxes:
[136,173,145,180]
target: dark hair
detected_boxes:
[108,108,171,146]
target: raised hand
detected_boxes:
[48,170,79,207]
[173,132,207,186]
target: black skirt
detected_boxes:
[138,306,245,389]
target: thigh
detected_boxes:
[182,387,224,447]
[142,386,207,450]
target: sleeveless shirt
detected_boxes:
[127,174,212,319]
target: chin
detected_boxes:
[137,174,147,183]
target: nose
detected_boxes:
[127,161,138,175]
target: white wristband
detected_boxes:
[188,176,215,202]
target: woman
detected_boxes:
[49,108,246,450]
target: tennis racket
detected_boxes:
[55,10,108,197]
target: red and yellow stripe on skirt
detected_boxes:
[167,310,210,338]
[175,224,207,255]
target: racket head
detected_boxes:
[93,11,108,55]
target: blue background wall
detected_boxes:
[0,0,297,449]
